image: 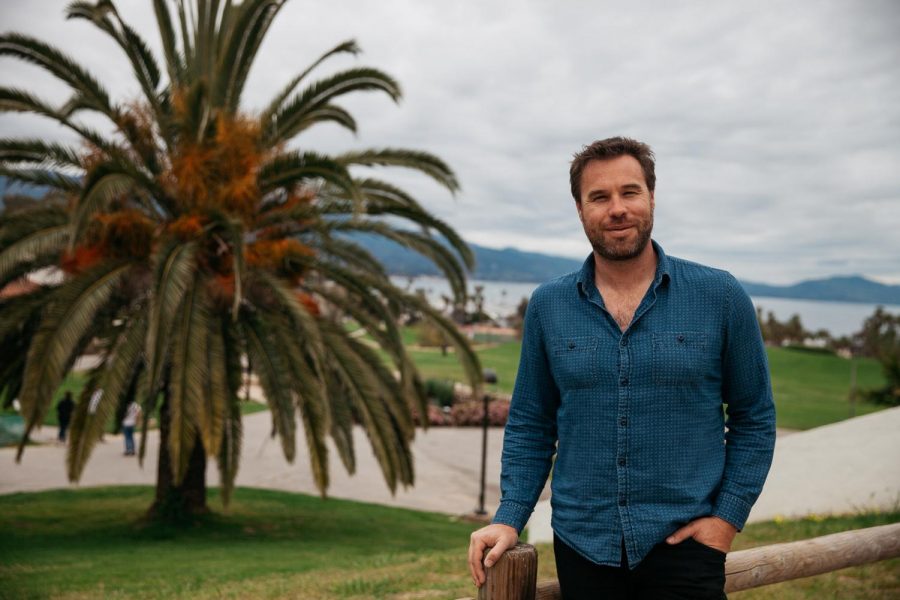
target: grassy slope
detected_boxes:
[0,487,896,599]
[766,348,884,429]
[405,334,888,430]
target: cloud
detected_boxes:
[1,0,898,284]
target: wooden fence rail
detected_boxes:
[458,522,900,600]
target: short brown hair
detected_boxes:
[569,137,656,201]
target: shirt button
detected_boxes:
[677,334,685,343]
[620,338,628,347]
[619,498,627,506]
[619,377,629,386]
[619,417,627,427]
[618,457,626,467]
[568,341,576,349]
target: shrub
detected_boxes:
[424,379,456,408]
[449,397,510,427]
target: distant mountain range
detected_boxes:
[3,177,898,305]
[740,276,900,305]
[354,235,900,305]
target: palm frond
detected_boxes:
[0,166,80,194]
[153,0,185,85]
[263,67,401,145]
[356,177,474,269]
[322,323,412,493]
[260,38,359,122]
[337,148,459,193]
[241,308,297,463]
[0,138,82,169]
[270,318,330,494]
[67,308,147,481]
[0,87,119,153]
[145,240,197,396]
[66,2,163,119]
[71,170,136,245]
[216,313,244,506]
[282,103,358,137]
[0,224,70,289]
[216,0,284,111]
[0,33,113,116]
[0,289,50,405]
[258,151,356,198]
[202,307,228,457]
[16,261,130,461]
[167,278,208,484]
[324,219,467,303]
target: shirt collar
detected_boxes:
[576,239,671,296]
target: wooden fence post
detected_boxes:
[477,543,538,600]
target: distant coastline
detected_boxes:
[362,235,900,306]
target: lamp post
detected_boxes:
[475,368,498,516]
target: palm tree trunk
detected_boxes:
[148,393,208,521]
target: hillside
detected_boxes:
[356,234,900,304]
[741,276,900,305]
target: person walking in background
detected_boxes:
[122,401,141,456]
[56,392,75,444]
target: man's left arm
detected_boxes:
[669,274,776,551]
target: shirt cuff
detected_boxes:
[492,500,533,533]
[712,490,753,531]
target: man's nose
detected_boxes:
[608,195,628,217]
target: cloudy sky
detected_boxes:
[2,0,898,284]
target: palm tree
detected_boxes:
[0,0,481,519]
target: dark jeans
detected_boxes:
[123,426,135,455]
[554,534,727,600]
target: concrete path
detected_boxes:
[1,411,508,516]
[3,407,899,533]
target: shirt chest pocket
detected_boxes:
[551,335,599,390]
[652,331,709,386]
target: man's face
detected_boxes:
[576,155,655,261]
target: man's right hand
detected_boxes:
[467,523,519,587]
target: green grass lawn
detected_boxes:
[0,487,896,599]
[766,348,885,429]
[401,329,888,430]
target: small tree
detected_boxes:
[857,307,900,406]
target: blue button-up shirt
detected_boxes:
[492,241,776,568]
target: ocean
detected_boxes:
[391,276,900,338]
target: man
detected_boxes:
[467,137,775,599]
[56,392,75,443]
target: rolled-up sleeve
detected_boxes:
[492,292,560,532]
[713,275,776,530]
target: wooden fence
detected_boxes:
[458,522,900,600]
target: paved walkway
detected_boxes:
[1,412,507,515]
[3,407,899,533]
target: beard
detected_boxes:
[585,211,654,262]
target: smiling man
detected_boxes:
[468,137,776,599]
